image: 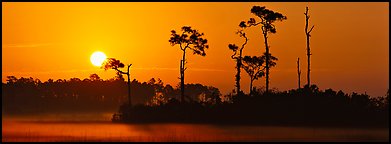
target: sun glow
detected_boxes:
[90,51,107,67]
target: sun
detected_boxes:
[90,51,107,67]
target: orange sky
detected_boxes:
[2,2,389,97]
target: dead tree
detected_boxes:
[297,57,301,89]
[305,6,314,86]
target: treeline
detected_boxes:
[2,75,388,128]
[1,75,221,115]
[115,85,389,128]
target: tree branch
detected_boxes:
[184,43,190,50]
[180,43,184,51]
[240,33,248,52]
[248,22,262,27]
[308,25,315,33]
[113,68,128,75]
[231,51,238,59]
[127,64,132,74]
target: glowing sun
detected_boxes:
[90,51,107,67]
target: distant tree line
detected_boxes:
[2,75,221,115]
[2,75,388,128]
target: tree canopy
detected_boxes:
[169,26,209,56]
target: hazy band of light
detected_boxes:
[2,67,342,76]
[1,67,228,75]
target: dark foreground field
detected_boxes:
[2,114,389,142]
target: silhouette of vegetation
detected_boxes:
[111,83,388,128]
[89,73,102,81]
[2,76,221,116]
[305,6,315,87]
[228,23,249,95]
[169,26,209,102]
[3,76,124,115]
[102,58,132,106]
[241,6,287,94]
[297,57,301,89]
[241,56,265,95]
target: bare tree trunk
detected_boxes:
[235,58,241,95]
[179,60,182,102]
[180,49,186,102]
[127,65,132,107]
[305,7,314,87]
[249,78,254,96]
[234,34,247,96]
[263,30,270,94]
[297,57,301,89]
[127,74,131,107]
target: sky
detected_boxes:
[2,2,389,97]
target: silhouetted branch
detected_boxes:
[309,25,315,34]
[113,68,128,75]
